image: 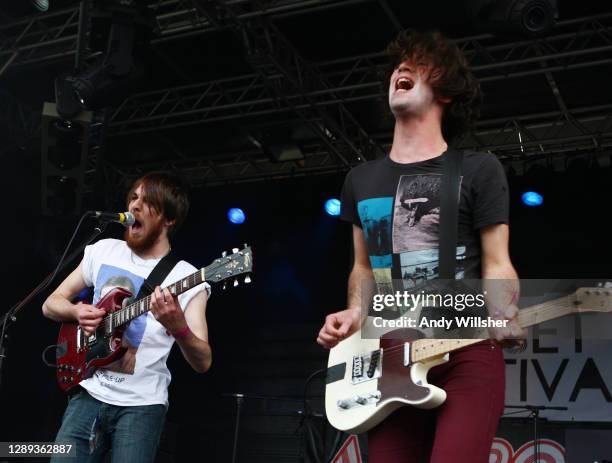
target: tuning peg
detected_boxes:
[222,251,227,257]
[244,275,251,284]
[233,279,239,287]
[232,248,239,254]
[243,243,248,248]
[222,282,227,291]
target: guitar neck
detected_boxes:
[109,268,206,329]
[516,294,574,329]
[411,294,574,363]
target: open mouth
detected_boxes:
[131,219,143,232]
[395,77,414,92]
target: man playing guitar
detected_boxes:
[317,30,526,462]
[42,172,212,462]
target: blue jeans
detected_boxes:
[51,389,166,463]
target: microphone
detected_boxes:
[89,211,135,226]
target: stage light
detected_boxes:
[521,191,543,207]
[228,208,246,224]
[31,0,49,11]
[54,75,82,120]
[466,0,558,37]
[324,199,341,216]
[52,3,152,113]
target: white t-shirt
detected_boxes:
[79,238,209,406]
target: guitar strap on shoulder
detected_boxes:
[438,149,464,280]
[135,252,180,300]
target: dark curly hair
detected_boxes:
[386,29,482,142]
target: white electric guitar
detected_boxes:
[324,285,612,434]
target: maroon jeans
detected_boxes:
[368,340,505,463]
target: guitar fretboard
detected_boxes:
[100,246,252,331]
[411,295,573,363]
[103,269,205,332]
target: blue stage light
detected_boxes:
[521,191,543,206]
[227,208,246,224]
[325,198,341,216]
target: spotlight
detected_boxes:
[55,75,82,120]
[53,2,152,113]
[324,199,341,216]
[228,208,246,224]
[31,0,49,11]
[521,191,543,206]
[71,23,147,110]
[466,0,558,37]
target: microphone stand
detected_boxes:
[504,404,568,461]
[0,220,108,392]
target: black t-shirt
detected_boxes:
[340,150,509,289]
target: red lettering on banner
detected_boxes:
[331,434,362,463]
[490,437,566,463]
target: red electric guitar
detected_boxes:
[55,245,253,392]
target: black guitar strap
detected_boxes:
[135,252,180,300]
[438,149,464,280]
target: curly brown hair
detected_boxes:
[386,29,482,142]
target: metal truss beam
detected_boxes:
[3,5,610,74]
[106,12,612,136]
[105,104,612,187]
[189,0,385,164]
[0,0,368,72]
[459,105,612,160]
[107,146,346,189]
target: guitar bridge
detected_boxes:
[351,349,382,384]
[76,326,97,353]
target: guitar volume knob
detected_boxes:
[337,400,350,410]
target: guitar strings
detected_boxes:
[98,251,252,327]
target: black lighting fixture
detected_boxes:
[54,0,152,119]
[30,0,49,11]
[466,0,558,38]
[54,74,82,120]
[29,0,82,13]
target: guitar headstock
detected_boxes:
[572,283,612,313]
[204,244,253,288]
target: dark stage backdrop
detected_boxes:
[0,158,611,462]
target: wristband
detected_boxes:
[170,326,191,339]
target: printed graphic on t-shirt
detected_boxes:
[357,197,393,268]
[399,247,466,290]
[372,268,393,294]
[392,174,443,253]
[93,264,147,377]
